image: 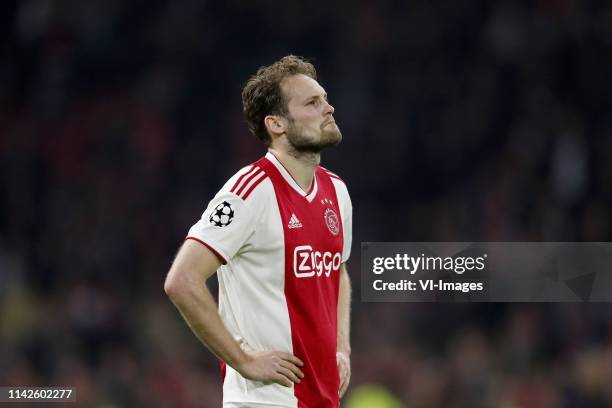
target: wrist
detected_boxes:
[231,349,252,374]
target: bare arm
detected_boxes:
[337,263,352,355]
[337,263,352,397]
[164,240,304,386]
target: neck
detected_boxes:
[268,147,320,193]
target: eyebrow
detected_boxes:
[305,93,328,102]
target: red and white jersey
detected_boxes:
[186,151,352,408]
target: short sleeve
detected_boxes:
[186,191,257,264]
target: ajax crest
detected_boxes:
[324,208,340,236]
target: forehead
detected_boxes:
[280,74,325,102]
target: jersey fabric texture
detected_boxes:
[186,152,352,408]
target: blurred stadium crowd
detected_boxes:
[2,0,612,406]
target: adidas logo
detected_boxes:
[288,213,302,229]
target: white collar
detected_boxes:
[265,151,318,202]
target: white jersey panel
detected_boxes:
[218,178,296,406]
[332,178,353,263]
[187,170,297,407]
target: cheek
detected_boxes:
[292,107,319,121]
[292,115,320,131]
[306,121,322,134]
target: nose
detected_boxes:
[324,100,335,115]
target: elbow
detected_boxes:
[164,266,201,303]
[163,278,175,299]
[164,272,182,300]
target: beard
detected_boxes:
[285,117,342,154]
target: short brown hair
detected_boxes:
[241,55,317,146]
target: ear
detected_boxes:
[264,115,287,138]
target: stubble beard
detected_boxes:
[285,118,343,156]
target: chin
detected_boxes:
[322,128,342,145]
[287,127,342,153]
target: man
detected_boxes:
[164,55,352,408]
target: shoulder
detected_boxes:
[319,165,351,206]
[217,160,273,203]
[319,165,346,185]
[319,165,349,193]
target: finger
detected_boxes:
[277,366,301,384]
[273,373,293,387]
[339,371,351,397]
[338,370,349,397]
[337,361,349,397]
[337,359,348,381]
[339,380,348,398]
[279,360,304,378]
[277,352,304,367]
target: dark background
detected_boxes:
[2,0,612,406]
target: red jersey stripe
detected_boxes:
[320,166,343,182]
[258,158,342,407]
[230,165,257,194]
[219,361,227,383]
[235,168,264,197]
[325,172,344,183]
[241,174,268,200]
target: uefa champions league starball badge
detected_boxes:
[324,208,339,236]
[209,201,234,227]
